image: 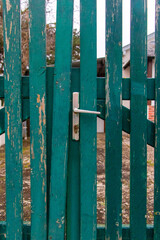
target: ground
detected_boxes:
[0,138,31,221]
[0,132,154,224]
[97,132,154,225]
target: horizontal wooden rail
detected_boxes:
[0,69,155,148]
[0,99,29,135]
[0,76,29,99]
[0,74,155,101]
[0,68,155,147]
[0,99,155,147]
[0,222,154,240]
[2,1,23,238]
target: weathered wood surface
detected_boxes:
[154,1,160,239]
[48,0,74,239]
[29,0,47,239]
[105,0,122,239]
[80,0,97,239]
[0,0,158,238]
[2,0,23,239]
[0,222,155,240]
[130,0,147,239]
[66,69,80,240]
[0,76,156,101]
[0,73,155,149]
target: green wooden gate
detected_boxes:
[0,0,159,239]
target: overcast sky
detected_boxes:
[97,0,155,58]
[22,0,156,58]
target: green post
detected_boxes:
[130,0,147,239]
[67,69,80,240]
[2,0,23,239]
[29,0,47,239]
[80,0,97,239]
[48,0,74,239]
[105,0,122,239]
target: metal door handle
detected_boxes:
[73,108,101,115]
[72,92,101,141]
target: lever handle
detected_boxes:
[73,108,101,115]
[72,92,101,141]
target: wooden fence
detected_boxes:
[0,0,159,239]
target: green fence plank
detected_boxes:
[96,225,154,240]
[97,103,155,148]
[122,107,155,148]
[48,0,74,239]
[0,99,29,136]
[46,68,80,240]
[105,0,122,239]
[0,222,156,240]
[46,67,54,235]
[130,0,147,239]
[67,69,80,240]
[154,0,160,239]
[0,222,30,240]
[0,100,155,148]
[2,0,23,239]
[0,79,155,148]
[147,119,155,148]
[122,78,154,101]
[22,77,29,99]
[97,77,155,101]
[0,77,29,99]
[22,99,30,122]
[29,0,47,239]
[122,78,130,100]
[0,76,156,101]
[147,79,155,100]
[80,0,97,239]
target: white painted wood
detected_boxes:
[97,117,104,133]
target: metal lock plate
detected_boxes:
[72,92,101,141]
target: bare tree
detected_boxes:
[0,0,80,75]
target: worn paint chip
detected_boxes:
[6,0,11,12]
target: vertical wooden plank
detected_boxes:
[130,0,147,239]
[67,68,80,240]
[154,1,160,239]
[2,0,23,239]
[105,0,122,239]
[48,0,74,239]
[80,0,97,239]
[29,0,47,239]
[46,67,54,234]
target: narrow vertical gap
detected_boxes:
[72,0,80,64]
[96,0,105,226]
[21,0,29,76]
[122,0,130,47]
[97,125,105,225]
[122,132,130,225]
[122,0,131,226]
[146,2,155,224]
[122,20,130,230]
[147,144,154,224]
[22,137,31,222]
[21,0,31,223]
[46,0,57,66]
